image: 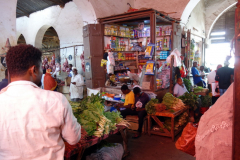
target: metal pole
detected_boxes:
[232,1,240,159]
[150,11,156,91]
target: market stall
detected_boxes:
[64,126,128,160]
[64,94,130,159]
[83,9,182,99]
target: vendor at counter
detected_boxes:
[69,67,84,102]
[0,44,81,159]
[173,77,188,97]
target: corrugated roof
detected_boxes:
[17,0,72,18]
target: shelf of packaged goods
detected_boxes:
[104,35,138,39]
[156,50,171,51]
[115,60,136,62]
[114,69,128,71]
[104,35,171,39]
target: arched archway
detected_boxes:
[181,0,201,25]
[35,25,60,49]
[42,27,60,50]
[17,34,26,44]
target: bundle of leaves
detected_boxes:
[179,92,198,110]
[183,78,192,92]
[200,95,212,107]
[145,99,159,114]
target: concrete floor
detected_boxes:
[100,131,195,160]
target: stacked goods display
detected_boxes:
[69,94,129,137]
[162,93,187,110]
[178,92,198,110]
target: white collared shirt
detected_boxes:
[0,81,81,160]
[173,83,188,97]
[70,74,84,99]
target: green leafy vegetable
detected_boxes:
[145,99,159,114]
[200,95,212,107]
[179,92,198,110]
[183,78,192,92]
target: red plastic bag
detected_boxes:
[175,122,198,156]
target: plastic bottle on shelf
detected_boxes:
[110,26,114,35]
[169,38,171,50]
[156,27,159,36]
[164,39,167,48]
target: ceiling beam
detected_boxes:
[48,0,66,8]
[17,7,30,17]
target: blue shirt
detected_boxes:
[191,67,202,85]
[0,79,8,91]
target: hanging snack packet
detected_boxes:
[145,60,155,75]
[145,43,155,58]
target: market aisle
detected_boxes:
[105,131,195,160]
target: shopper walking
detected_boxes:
[0,69,8,91]
[215,61,234,96]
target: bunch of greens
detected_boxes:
[193,86,203,93]
[179,92,198,110]
[200,95,212,107]
[145,99,159,114]
[183,78,192,92]
[162,93,176,109]
[70,93,128,137]
[162,92,186,110]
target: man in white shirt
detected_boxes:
[207,64,222,86]
[0,44,81,160]
[69,67,84,102]
[173,77,188,97]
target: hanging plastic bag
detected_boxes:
[166,48,182,67]
[108,52,115,66]
[175,122,198,156]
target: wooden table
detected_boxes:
[147,108,188,141]
[64,126,128,160]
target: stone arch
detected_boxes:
[17,34,26,44]
[73,0,97,24]
[206,2,237,39]
[181,0,201,25]
[35,25,60,48]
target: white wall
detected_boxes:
[0,0,17,80]
[185,0,205,38]
[16,2,85,73]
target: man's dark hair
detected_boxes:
[103,52,108,60]
[69,64,73,67]
[121,84,128,90]
[133,87,141,94]
[5,69,8,76]
[6,44,42,77]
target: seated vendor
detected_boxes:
[173,77,188,97]
[120,86,150,139]
[116,85,135,110]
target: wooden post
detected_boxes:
[150,11,156,91]
[233,2,240,159]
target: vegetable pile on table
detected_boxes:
[145,98,159,114]
[162,92,187,110]
[69,94,129,137]
[193,86,203,93]
[178,92,198,110]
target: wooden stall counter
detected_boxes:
[147,107,189,141]
[64,126,128,160]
